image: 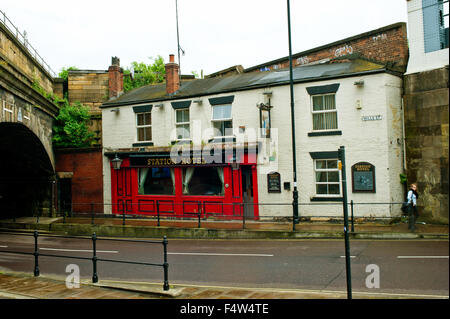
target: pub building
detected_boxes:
[101,51,406,219]
[105,143,260,218]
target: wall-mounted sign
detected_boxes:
[351,162,376,193]
[361,115,382,121]
[267,172,281,193]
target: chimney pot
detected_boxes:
[169,54,175,63]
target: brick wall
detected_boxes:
[55,148,104,213]
[246,23,409,73]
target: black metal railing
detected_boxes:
[0,230,170,290]
[34,200,408,233]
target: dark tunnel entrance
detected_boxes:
[0,123,55,219]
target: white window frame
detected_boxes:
[211,104,233,138]
[136,111,152,142]
[314,158,341,197]
[175,108,191,141]
[311,93,338,131]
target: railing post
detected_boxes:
[122,202,126,226]
[351,200,355,233]
[91,203,95,225]
[33,231,39,277]
[92,232,98,283]
[162,236,169,291]
[62,201,66,224]
[242,203,246,230]
[197,201,201,228]
[157,200,160,227]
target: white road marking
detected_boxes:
[340,256,356,258]
[0,245,8,248]
[40,247,118,254]
[168,252,274,257]
[397,256,449,259]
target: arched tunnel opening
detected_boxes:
[0,123,55,219]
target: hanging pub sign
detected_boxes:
[267,172,281,193]
[351,162,376,193]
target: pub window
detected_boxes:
[138,167,175,195]
[211,104,232,137]
[182,167,224,196]
[136,112,152,142]
[175,108,190,140]
[311,94,338,131]
[314,159,341,196]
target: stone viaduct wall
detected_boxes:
[403,66,449,222]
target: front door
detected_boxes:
[241,166,254,218]
[116,168,133,215]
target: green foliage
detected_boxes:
[399,173,407,184]
[52,101,94,148]
[123,56,165,92]
[58,66,79,81]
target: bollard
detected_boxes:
[33,231,40,277]
[92,233,98,283]
[162,236,169,291]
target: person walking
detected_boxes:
[407,183,419,231]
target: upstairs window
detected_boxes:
[175,108,190,140]
[211,104,232,137]
[136,112,152,142]
[312,94,338,131]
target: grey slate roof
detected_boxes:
[101,59,388,108]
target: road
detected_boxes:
[0,232,448,298]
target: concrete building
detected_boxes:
[100,49,406,219]
[403,0,449,222]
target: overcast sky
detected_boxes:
[1,0,408,77]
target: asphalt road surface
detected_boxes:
[0,232,448,298]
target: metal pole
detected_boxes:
[339,146,352,299]
[92,232,98,283]
[351,200,355,233]
[287,0,299,231]
[33,231,39,277]
[162,236,169,291]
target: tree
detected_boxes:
[123,56,165,92]
[52,101,94,148]
[58,66,79,81]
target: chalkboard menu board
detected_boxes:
[352,162,375,193]
[267,172,281,193]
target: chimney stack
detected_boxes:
[108,56,123,99]
[165,54,180,95]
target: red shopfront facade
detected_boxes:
[109,150,259,219]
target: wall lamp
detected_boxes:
[111,154,123,170]
[110,108,120,113]
[354,80,364,87]
[155,103,164,108]
[193,100,203,105]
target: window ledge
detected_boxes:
[132,142,154,147]
[308,130,342,137]
[310,197,343,202]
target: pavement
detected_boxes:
[0,216,448,300]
